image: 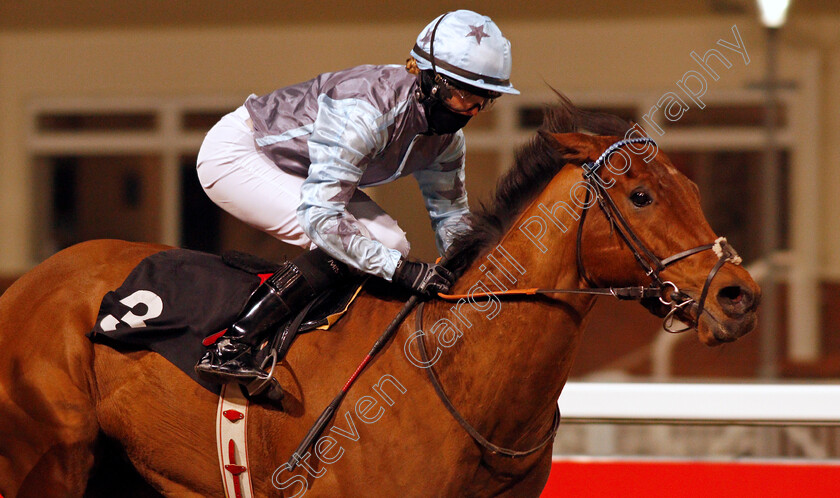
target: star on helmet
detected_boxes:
[465,25,489,45]
[420,29,434,44]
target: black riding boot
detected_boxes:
[195,248,346,386]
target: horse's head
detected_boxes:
[544,131,760,346]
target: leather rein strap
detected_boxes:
[415,301,561,458]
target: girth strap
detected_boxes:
[415,302,561,458]
[216,384,253,498]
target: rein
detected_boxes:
[440,285,663,300]
[415,301,561,458]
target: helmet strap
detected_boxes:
[417,12,474,135]
[417,70,436,102]
[426,12,450,101]
[428,12,450,76]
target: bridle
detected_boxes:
[415,137,744,460]
[439,137,743,332]
[573,137,742,332]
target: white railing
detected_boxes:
[554,382,840,459]
[559,382,840,425]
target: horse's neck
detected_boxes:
[430,172,596,448]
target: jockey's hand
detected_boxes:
[392,258,455,296]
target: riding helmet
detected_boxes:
[410,10,519,96]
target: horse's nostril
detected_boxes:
[718,285,752,312]
[719,286,741,301]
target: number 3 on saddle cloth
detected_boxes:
[87,249,361,394]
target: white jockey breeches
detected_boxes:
[196,105,410,256]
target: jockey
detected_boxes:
[195,9,518,385]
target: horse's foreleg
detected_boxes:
[16,439,97,498]
[2,392,100,498]
[0,349,101,497]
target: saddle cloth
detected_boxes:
[87,248,359,394]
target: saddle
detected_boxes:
[88,248,361,394]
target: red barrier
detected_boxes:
[543,459,840,497]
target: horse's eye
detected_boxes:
[630,190,653,207]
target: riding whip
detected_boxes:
[285,292,422,470]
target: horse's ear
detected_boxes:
[539,131,600,165]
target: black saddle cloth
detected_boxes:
[88,248,355,394]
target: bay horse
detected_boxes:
[0,95,759,497]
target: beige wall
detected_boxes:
[1,15,838,276]
[811,19,840,277]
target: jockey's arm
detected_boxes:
[298,96,403,281]
[413,132,470,255]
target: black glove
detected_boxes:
[392,258,455,296]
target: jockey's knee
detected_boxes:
[377,229,411,258]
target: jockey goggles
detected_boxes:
[435,74,500,113]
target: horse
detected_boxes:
[0,94,759,497]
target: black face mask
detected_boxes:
[424,99,472,135]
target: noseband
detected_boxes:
[575,138,743,331]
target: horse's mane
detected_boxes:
[444,90,632,276]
